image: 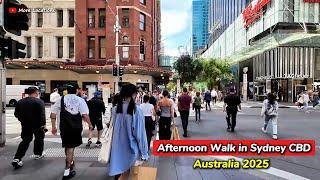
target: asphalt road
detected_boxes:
[3,104,320,180]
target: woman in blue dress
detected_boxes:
[109,84,149,179]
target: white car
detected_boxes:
[6,85,33,106]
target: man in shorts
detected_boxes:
[86,91,106,147]
[50,83,93,180]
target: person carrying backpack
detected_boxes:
[193,92,202,122]
[261,93,279,140]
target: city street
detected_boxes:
[1,103,319,180]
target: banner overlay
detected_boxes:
[152,140,316,156]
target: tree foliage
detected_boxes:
[173,55,203,85]
[200,59,233,90]
[173,55,233,90]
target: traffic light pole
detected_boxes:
[114,7,120,93]
[0,31,6,147]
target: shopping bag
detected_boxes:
[171,124,180,140]
[129,166,157,180]
[98,119,114,164]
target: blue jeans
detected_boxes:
[264,115,277,135]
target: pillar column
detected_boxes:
[63,9,69,28]
[31,36,37,59]
[31,12,37,27]
[63,36,69,59]
[51,36,58,58]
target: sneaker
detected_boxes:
[227,127,231,132]
[86,139,92,147]
[95,141,102,147]
[261,127,267,134]
[231,128,235,132]
[12,159,23,169]
[62,170,76,180]
[32,153,45,160]
[272,135,278,140]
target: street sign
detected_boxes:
[0,0,3,26]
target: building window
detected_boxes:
[88,9,95,28]
[57,10,63,27]
[139,13,146,31]
[27,12,31,27]
[37,37,43,58]
[140,0,146,5]
[69,37,74,58]
[122,47,129,59]
[57,37,63,58]
[26,37,31,58]
[99,9,106,28]
[99,37,106,59]
[88,36,95,59]
[68,10,74,27]
[122,8,129,13]
[37,12,43,27]
[122,16,129,28]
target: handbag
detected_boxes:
[60,96,83,130]
[98,117,114,164]
[170,118,180,140]
[129,166,157,180]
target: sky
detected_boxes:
[161,0,192,56]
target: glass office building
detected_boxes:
[192,0,209,55]
[208,0,250,46]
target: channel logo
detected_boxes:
[8,7,17,14]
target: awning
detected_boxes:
[229,32,320,62]
[5,60,172,78]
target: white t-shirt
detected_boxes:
[51,94,89,115]
[50,92,61,103]
[211,90,217,97]
[303,94,310,103]
[140,103,154,117]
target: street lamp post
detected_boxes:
[105,0,121,93]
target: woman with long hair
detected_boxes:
[157,90,174,140]
[140,95,156,151]
[261,93,279,140]
[108,84,149,180]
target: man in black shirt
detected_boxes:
[223,88,241,132]
[12,87,46,169]
[86,91,106,147]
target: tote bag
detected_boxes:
[129,166,157,180]
[98,118,114,164]
[170,118,180,140]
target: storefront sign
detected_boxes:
[304,0,320,3]
[256,75,274,80]
[243,0,271,28]
[283,74,310,78]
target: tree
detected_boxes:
[201,59,233,90]
[173,55,203,85]
[167,82,176,92]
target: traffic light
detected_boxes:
[3,0,29,36]
[139,40,145,54]
[112,63,118,76]
[0,37,26,59]
[119,66,124,76]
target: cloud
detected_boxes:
[161,0,192,56]
[161,11,190,37]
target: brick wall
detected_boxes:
[75,0,160,67]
